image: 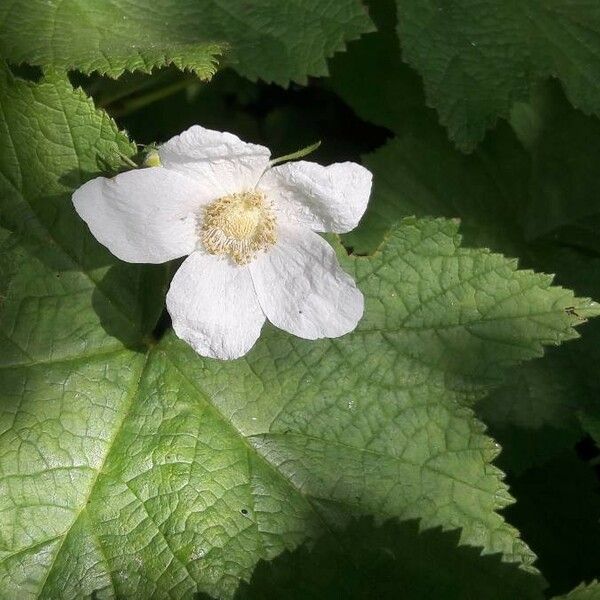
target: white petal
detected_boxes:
[259,160,372,233]
[73,167,208,263]
[249,225,363,340]
[167,252,265,360]
[159,125,271,197]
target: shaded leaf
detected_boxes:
[235,518,544,599]
[0,0,373,84]
[343,118,528,257]
[395,0,600,150]
[505,453,600,596]
[476,351,589,475]
[525,110,600,240]
[327,0,425,134]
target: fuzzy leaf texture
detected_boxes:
[0,0,373,84]
[1,65,599,599]
[395,0,600,150]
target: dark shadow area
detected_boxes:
[75,67,391,167]
[8,62,43,83]
[475,335,595,478]
[219,518,544,600]
[576,435,600,465]
[502,451,600,597]
[16,179,170,350]
[91,261,169,350]
[150,307,173,343]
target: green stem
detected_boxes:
[118,152,138,168]
[109,77,196,117]
[269,141,321,166]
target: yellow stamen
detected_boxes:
[200,190,277,265]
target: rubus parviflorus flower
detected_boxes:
[73,126,372,359]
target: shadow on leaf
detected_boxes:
[15,169,172,349]
[214,517,545,600]
[90,261,169,349]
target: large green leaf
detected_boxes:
[394,0,600,151]
[0,0,373,84]
[1,64,598,598]
[347,74,600,457]
[479,246,600,476]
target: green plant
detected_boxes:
[2,1,600,598]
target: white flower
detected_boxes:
[73,126,372,359]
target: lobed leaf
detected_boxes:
[1,62,598,599]
[395,0,600,150]
[0,0,373,84]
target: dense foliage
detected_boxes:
[1,1,600,598]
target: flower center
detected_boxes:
[200,190,277,265]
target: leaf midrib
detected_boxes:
[27,343,336,597]
[34,350,149,598]
[162,349,337,536]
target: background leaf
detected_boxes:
[0,0,373,84]
[341,119,528,257]
[395,0,600,150]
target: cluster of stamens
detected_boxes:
[200,190,277,265]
